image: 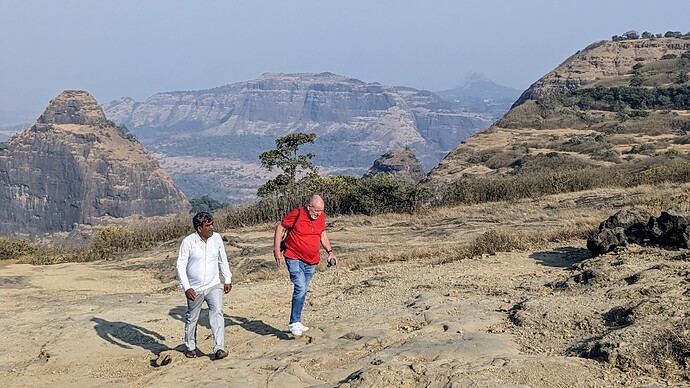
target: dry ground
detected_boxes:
[2,184,690,387]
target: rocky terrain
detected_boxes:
[103,73,495,203]
[3,184,690,386]
[0,91,189,237]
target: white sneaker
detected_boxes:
[288,323,302,336]
[298,322,309,332]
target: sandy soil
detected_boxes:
[2,185,690,387]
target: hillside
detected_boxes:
[103,73,494,203]
[426,37,690,187]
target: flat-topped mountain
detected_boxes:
[426,36,690,187]
[0,90,189,237]
[103,72,494,203]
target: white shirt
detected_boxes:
[176,231,232,292]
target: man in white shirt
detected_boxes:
[176,211,232,360]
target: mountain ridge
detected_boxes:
[103,72,499,202]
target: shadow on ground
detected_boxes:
[530,246,591,268]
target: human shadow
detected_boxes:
[90,317,176,357]
[529,246,592,268]
[225,315,290,340]
[169,307,290,340]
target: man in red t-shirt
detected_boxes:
[273,194,337,336]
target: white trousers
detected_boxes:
[184,284,225,352]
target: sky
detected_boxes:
[1,0,689,125]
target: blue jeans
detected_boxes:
[285,258,316,324]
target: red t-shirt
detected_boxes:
[282,206,326,265]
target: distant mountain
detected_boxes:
[104,72,494,203]
[0,90,189,238]
[435,73,522,120]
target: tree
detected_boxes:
[190,195,227,213]
[257,132,319,198]
[622,30,639,40]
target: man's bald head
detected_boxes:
[307,194,325,219]
[308,195,324,208]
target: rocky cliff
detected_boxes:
[513,37,690,108]
[104,73,493,202]
[0,90,189,237]
[363,147,426,184]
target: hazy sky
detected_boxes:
[1,0,689,125]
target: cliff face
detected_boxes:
[104,73,493,202]
[513,38,690,107]
[0,90,189,237]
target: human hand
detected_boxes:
[224,284,232,294]
[185,288,196,301]
[274,253,283,266]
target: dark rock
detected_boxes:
[588,207,690,255]
[587,227,627,256]
[599,208,652,244]
[647,207,690,247]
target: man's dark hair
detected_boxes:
[192,211,214,231]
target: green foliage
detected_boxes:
[567,85,690,111]
[190,195,228,213]
[0,237,37,260]
[307,174,428,215]
[629,74,644,87]
[258,133,319,198]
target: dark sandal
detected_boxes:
[185,350,198,358]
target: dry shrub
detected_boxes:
[446,225,595,264]
[19,242,93,265]
[0,237,37,260]
[351,246,457,269]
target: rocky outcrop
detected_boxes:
[513,38,690,108]
[363,147,426,184]
[587,208,690,255]
[0,90,189,238]
[103,73,493,202]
